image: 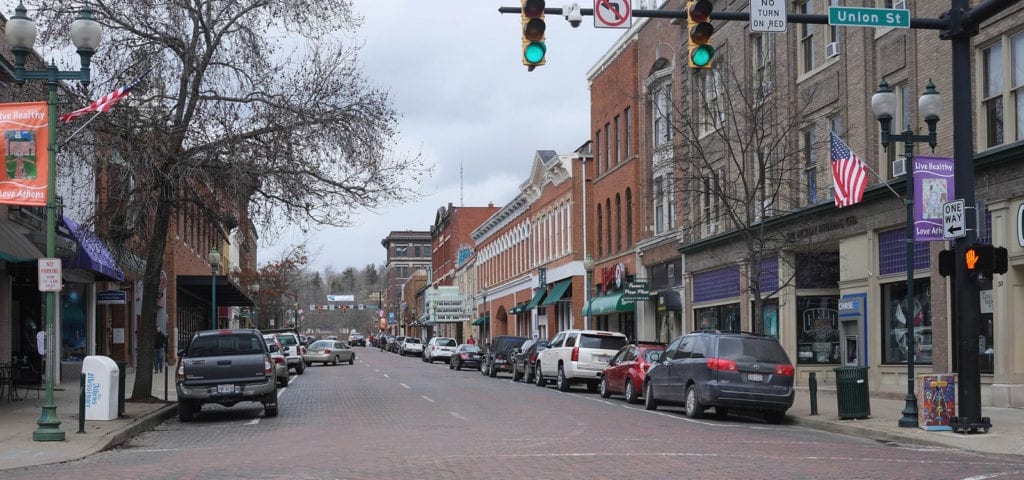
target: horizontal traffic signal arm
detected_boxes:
[497,5,947,30]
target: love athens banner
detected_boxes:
[0,102,49,206]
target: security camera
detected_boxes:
[564,3,582,28]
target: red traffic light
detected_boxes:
[690,22,713,43]
[689,0,713,23]
[524,0,544,18]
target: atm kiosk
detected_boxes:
[838,293,867,366]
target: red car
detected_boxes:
[599,342,666,404]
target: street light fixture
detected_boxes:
[208,247,220,330]
[249,282,260,329]
[872,79,942,429]
[583,254,595,331]
[480,286,488,342]
[6,1,102,443]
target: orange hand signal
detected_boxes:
[966,248,979,270]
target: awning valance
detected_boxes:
[61,215,125,282]
[523,288,546,310]
[177,275,253,306]
[540,279,572,307]
[472,315,489,326]
[582,292,636,317]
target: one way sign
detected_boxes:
[943,199,966,239]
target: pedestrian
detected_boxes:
[467,335,475,346]
[154,327,168,373]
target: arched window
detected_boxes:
[596,204,603,257]
[605,199,612,256]
[615,193,622,252]
[626,188,633,246]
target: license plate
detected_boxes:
[596,355,611,363]
[747,373,764,382]
[217,384,234,393]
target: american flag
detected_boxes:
[830,131,868,208]
[59,68,152,124]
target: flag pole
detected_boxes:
[58,111,103,148]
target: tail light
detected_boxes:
[176,361,185,381]
[300,346,307,354]
[774,364,795,377]
[324,348,332,354]
[707,357,738,372]
[273,357,285,364]
[264,359,273,375]
[571,347,579,362]
[529,353,537,363]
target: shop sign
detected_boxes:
[622,281,649,303]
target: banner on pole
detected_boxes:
[0,102,49,206]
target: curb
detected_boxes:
[790,415,961,451]
[96,404,178,454]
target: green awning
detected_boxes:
[472,315,489,326]
[540,279,572,307]
[582,292,636,317]
[509,302,527,314]
[0,221,43,263]
[523,288,547,310]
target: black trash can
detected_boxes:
[115,361,127,417]
[833,366,870,419]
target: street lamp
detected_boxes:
[480,286,488,342]
[583,254,595,331]
[6,1,102,443]
[249,282,260,329]
[872,79,942,429]
[208,247,220,330]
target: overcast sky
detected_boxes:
[263,0,630,271]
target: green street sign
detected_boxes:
[828,6,910,28]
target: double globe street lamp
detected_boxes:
[209,247,220,330]
[871,79,942,428]
[6,1,102,442]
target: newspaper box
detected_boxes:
[83,355,120,420]
[918,373,956,431]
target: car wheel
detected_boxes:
[263,390,279,417]
[296,362,305,375]
[714,407,730,419]
[599,377,611,398]
[177,400,196,422]
[449,360,455,370]
[764,411,786,424]
[304,361,312,367]
[684,384,704,419]
[488,362,498,377]
[624,380,639,404]
[277,377,287,388]
[455,360,462,371]
[525,365,535,384]
[556,366,570,392]
[534,363,546,387]
[349,356,355,365]
[332,356,339,366]
[644,381,658,411]
[511,363,522,382]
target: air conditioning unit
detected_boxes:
[893,0,907,10]
[825,42,839,58]
[892,157,907,177]
[762,199,775,217]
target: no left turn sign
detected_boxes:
[595,0,631,28]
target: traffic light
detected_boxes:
[938,249,954,277]
[686,0,714,69]
[965,243,994,275]
[994,246,1009,274]
[521,0,546,70]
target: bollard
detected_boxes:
[809,371,819,416]
[78,373,86,434]
[115,361,127,417]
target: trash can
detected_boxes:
[115,360,127,417]
[833,366,870,419]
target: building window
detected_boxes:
[701,170,721,237]
[604,123,611,172]
[979,32,1024,149]
[802,128,818,205]
[795,295,840,364]
[882,278,932,365]
[597,204,603,257]
[886,82,911,177]
[827,0,841,54]
[606,199,612,256]
[653,82,672,147]
[625,188,633,245]
[753,32,773,96]
[624,107,632,158]
[694,303,740,332]
[700,68,724,133]
[654,176,665,234]
[799,1,815,73]
[614,114,621,165]
[615,193,622,252]
[594,130,602,175]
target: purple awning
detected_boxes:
[61,215,125,282]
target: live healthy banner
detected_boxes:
[0,102,48,206]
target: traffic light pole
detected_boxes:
[500,0,1017,433]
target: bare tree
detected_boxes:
[667,45,830,334]
[33,0,426,399]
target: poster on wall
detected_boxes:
[0,102,49,206]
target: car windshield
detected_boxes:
[579,334,628,350]
[717,337,790,364]
[311,340,331,348]
[460,345,481,353]
[437,338,456,347]
[277,335,298,346]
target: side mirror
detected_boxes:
[649,352,662,362]
[177,348,185,357]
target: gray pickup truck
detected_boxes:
[175,329,279,422]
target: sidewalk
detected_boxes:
[0,369,177,471]
[0,373,1021,472]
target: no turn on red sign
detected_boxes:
[595,0,631,28]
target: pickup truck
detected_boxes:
[175,329,279,422]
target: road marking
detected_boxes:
[963,472,1024,480]
[383,373,389,378]
[450,412,469,421]
[400,383,410,389]
[246,418,259,425]
[421,395,434,403]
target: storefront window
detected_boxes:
[61,283,88,362]
[796,296,839,364]
[694,304,740,332]
[761,299,779,339]
[882,279,932,365]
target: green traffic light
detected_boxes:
[691,44,714,67]
[524,41,546,64]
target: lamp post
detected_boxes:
[6,1,102,443]
[583,254,595,330]
[208,247,220,330]
[480,286,488,342]
[872,79,942,429]
[250,282,260,329]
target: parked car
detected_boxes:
[262,335,290,388]
[423,337,457,363]
[349,333,366,347]
[599,341,666,403]
[399,337,423,357]
[260,329,306,375]
[643,331,795,423]
[176,329,278,421]
[481,335,529,378]
[304,340,356,366]
[389,336,406,353]
[536,329,629,392]
[510,339,549,383]
[448,344,483,371]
